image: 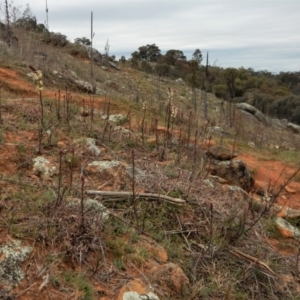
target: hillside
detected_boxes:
[1,23,300,300]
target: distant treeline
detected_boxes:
[129,44,300,124]
[3,9,300,124]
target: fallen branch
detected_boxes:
[229,247,276,277]
[86,190,186,206]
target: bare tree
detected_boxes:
[105,38,110,57]
[90,11,95,78]
[4,0,12,45]
[45,0,49,30]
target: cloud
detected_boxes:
[3,0,300,72]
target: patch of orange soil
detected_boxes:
[0,68,36,96]
[239,153,300,209]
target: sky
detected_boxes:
[1,0,300,73]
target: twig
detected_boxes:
[131,150,140,230]
[85,190,186,205]
[16,283,37,298]
[229,247,276,277]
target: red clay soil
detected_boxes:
[0,68,37,97]
[2,66,300,297]
[1,67,299,210]
[239,153,300,210]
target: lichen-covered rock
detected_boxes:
[117,279,159,300]
[67,197,109,221]
[32,156,57,177]
[101,114,126,123]
[73,137,101,156]
[0,240,32,286]
[275,217,300,238]
[85,160,121,173]
[122,291,159,300]
[208,160,254,192]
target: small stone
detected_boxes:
[285,186,296,194]
[116,279,158,300]
[57,141,67,149]
[276,217,300,238]
[248,142,255,148]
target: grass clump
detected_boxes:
[63,272,95,300]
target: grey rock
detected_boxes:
[209,160,254,192]
[175,78,185,85]
[236,103,268,125]
[87,46,102,63]
[68,197,109,221]
[276,217,300,238]
[108,61,120,70]
[126,166,146,182]
[33,156,57,177]
[101,114,126,123]
[0,240,32,286]
[270,118,288,130]
[86,160,121,173]
[74,80,94,93]
[123,291,159,300]
[287,122,300,134]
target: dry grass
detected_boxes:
[0,26,300,299]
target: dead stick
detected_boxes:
[86,190,186,205]
[229,247,276,276]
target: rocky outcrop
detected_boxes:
[88,47,103,63]
[287,122,300,134]
[209,160,254,192]
[42,32,67,47]
[236,103,268,125]
[207,146,237,160]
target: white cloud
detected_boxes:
[2,0,300,72]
